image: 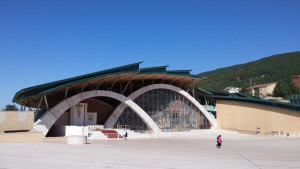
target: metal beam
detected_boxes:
[122,75,134,94]
[96,79,105,90]
[44,95,49,110]
[81,82,88,92]
[182,79,195,90]
[152,79,155,84]
[110,77,119,91]
[36,96,44,112]
[170,79,175,85]
[65,86,69,99]
[170,76,180,85]
[86,82,92,90]
[140,74,159,86]
[119,77,122,93]
[179,77,188,88]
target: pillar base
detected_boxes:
[67,135,87,144]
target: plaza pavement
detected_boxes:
[0,130,300,169]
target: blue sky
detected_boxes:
[0,0,300,109]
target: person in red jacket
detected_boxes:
[216,135,222,148]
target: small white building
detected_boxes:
[224,86,241,93]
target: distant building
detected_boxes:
[291,75,300,87]
[224,86,241,93]
[247,82,277,97]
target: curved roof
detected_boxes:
[13,62,198,109]
[13,62,300,112]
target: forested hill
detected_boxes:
[196,51,300,90]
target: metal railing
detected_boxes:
[117,125,130,130]
[264,131,300,138]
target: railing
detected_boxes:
[289,94,300,104]
[117,125,130,130]
[264,131,300,138]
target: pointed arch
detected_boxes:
[34,90,161,136]
[105,84,217,128]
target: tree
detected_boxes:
[2,104,18,111]
[273,81,300,98]
[273,81,287,97]
[239,87,249,95]
[289,83,300,94]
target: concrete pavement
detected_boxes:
[0,130,299,169]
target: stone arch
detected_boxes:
[105,84,217,129]
[34,90,161,136]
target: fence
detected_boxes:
[117,125,130,130]
[289,94,300,104]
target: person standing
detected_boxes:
[124,131,128,139]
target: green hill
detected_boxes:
[196,51,300,90]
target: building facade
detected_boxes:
[13,63,217,137]
[247,82,277,97]
[11,63,300,138]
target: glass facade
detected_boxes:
[114,89,211,131]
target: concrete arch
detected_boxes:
[105,84,217,129]
[34,90,161,136]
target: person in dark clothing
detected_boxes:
[124,131,128,139]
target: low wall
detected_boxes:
[0,111,34,133]
[216,100,300,134]
[0,132,43,143]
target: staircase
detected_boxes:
[100,129,123,139]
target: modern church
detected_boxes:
[12,62,300,138]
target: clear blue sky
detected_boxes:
[1,0,300,109]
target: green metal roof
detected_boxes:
[13,62,141,103]
[13,62,197,105]
[140,65,169,73]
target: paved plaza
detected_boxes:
[0,130,300,169]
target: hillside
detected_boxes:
[196,51,300,90]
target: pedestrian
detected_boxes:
[216,135,222,148]
[124,131,128,139]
